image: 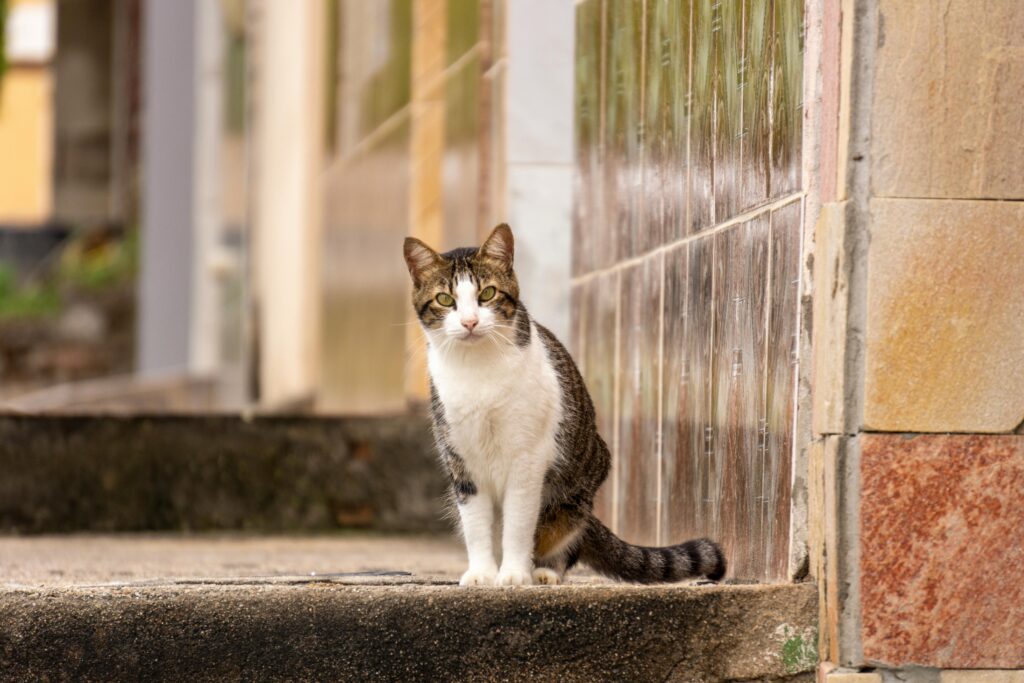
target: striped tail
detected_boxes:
[578,516,726,584]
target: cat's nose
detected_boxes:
[461,317,478,332]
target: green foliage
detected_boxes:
[58,230,139,291]
[0,0,7,85]
[0,229,138,322]
[0,265,60,321]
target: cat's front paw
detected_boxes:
[496,566,534,586]
[459,567,497,586]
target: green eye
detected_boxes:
[479,286,497,302]
[436,292,455,307]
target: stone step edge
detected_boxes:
[0,582,817,682]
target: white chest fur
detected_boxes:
[427,325,562,499]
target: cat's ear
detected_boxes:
[480,223,514,270]
[404,237,443,286]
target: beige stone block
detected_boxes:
[864,199,1024,432]
[812,201,855,435]
[826,673,881,683]
[872,1,1024,199]
[941,672,1024,683]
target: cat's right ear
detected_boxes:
[404,237,443,286]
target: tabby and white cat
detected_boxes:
[403,224,725,586]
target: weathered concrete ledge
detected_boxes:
[0,414,448,533]
[0,581,817,682]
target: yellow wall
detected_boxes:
[0,1,54,225]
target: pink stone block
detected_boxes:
[860,434,1024,668]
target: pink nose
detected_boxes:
[462,318,478,332]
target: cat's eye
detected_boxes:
[478,286,497,302]
[436,292,455,307]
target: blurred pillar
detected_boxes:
[138,0,225,378]
[405,0,448,403]
[137,0,197,374]
[248,0,325,407]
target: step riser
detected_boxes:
[0,415,447,534]
[1,583,817,682]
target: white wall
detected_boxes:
[504,0,575,343]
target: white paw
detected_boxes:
[459,567,497,587]
[532,568,562,585]
[496,567,534,586]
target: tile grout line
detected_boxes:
[570,192,804,284]
[611,269,622,536]
[759,204,776,575]
[655,249,665,546]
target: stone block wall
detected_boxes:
[812,0,1024,676]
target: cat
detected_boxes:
[403,224,725,586]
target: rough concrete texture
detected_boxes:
[863,199,1024,433]
[0,534,470,587]
[871,0,1024,199]
[940,672,1024,683]
[860,434,1024,669]
[0,414,449,533]
[0,581,817,682]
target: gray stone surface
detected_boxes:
[0,414,448,533]
[0,579,817,682]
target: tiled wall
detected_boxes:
[572,0,805,582]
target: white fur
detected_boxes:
[426,286,562,587]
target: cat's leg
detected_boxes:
[496,469,546,586]
[457,490,498,586]
[440,445,497,586]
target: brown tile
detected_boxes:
[711,0,745,224]
[644,0,691,249]
[685,236,716,539]
[770,0,803,198]
[688,1,715,234]
[763,200,801,579]
[580,272,620,528]
[573,0,604,276]
[860,434,1024,668]
[740,0,772,211]
[603,0,644,263]
[871,1,1024,199]
[616,254,663,545]
[711,218,770,580]
[864,199,1024,432]
[660,243,697,544]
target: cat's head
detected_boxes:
[403,224,521,345]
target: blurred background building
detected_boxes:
[0,0,574,413]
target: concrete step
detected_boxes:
[0,414,446,534]
[0,535,818,682]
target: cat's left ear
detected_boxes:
[404,237,444,286]
[480,223,514,270]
